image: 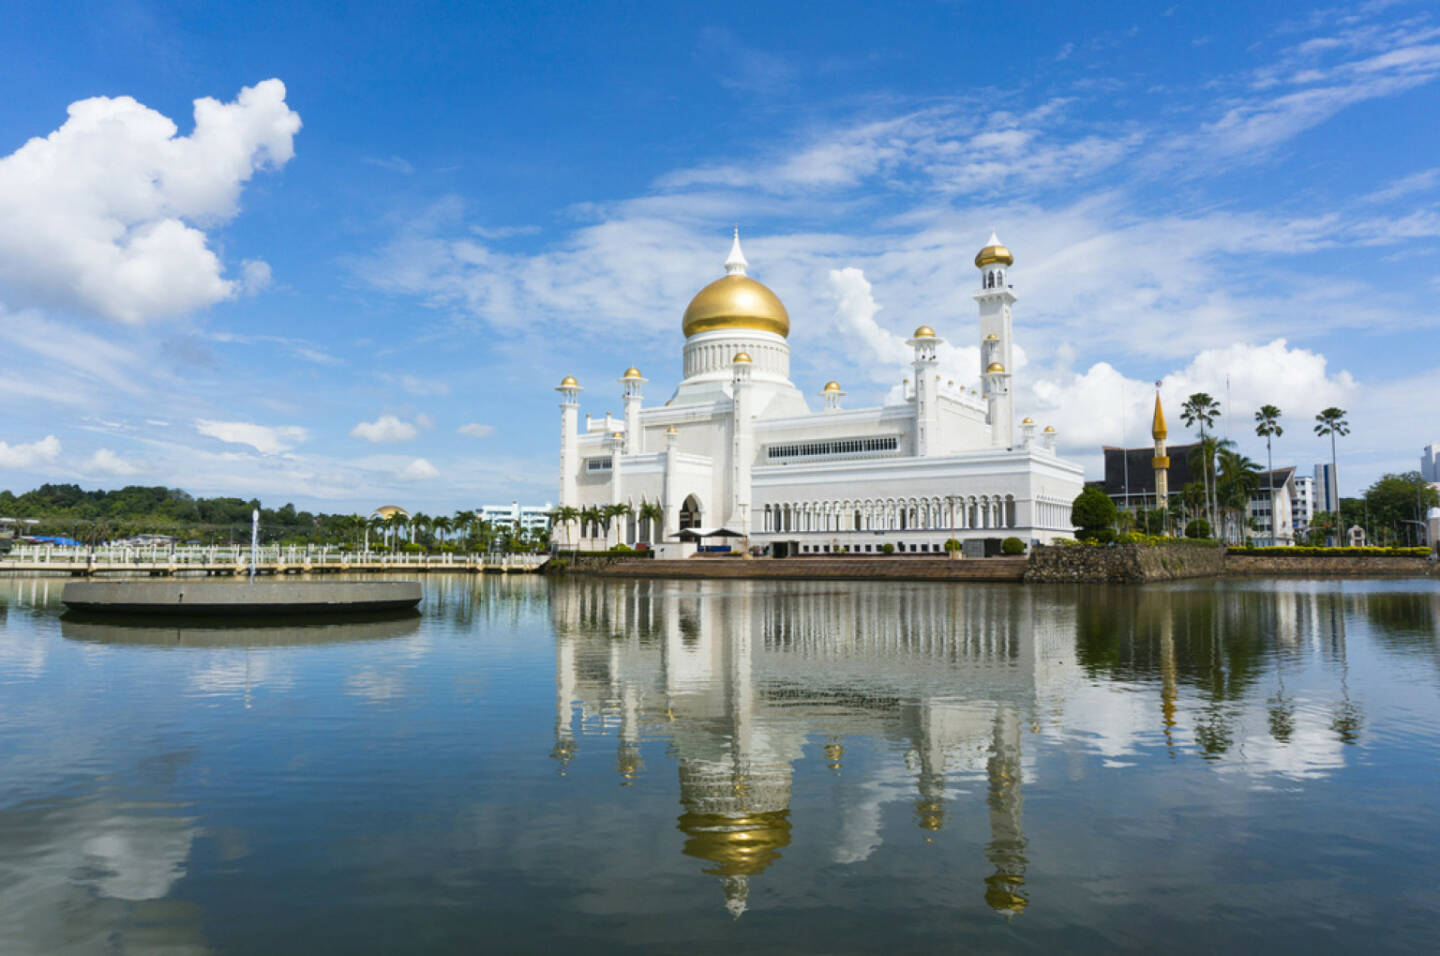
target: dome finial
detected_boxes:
[725,226,748,276]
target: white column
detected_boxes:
[663,426,679,539]
[620,368,648,454]
[730,353,753,535]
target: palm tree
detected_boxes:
[601,503,632,548]
[1216,448,1261,543]
[368,515,386,551]
[1314,407,1349,544]
[579,507,602,548]
[383,511,405,549]
[433,515,452,548]
[637,500,664,544]
[549,506,580,550]
[1254,405,1283,545]
[1181,392,1221,530]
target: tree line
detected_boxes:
[0,484,549,552]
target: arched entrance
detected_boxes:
[679,495,702,530]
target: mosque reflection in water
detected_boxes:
[549,580,1074,918]
[545,578,1430,918]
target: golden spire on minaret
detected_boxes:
[1152,382,1170,514]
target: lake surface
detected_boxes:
[2,574,1439,954]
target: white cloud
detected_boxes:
[363,155,415,175]
[240,259,272,295]
[0,435,61,469]
[84,448,141,476]
[380,373,451,396]
[195,419,307,455]
[350,415,419,443]
[398,458,438,481]
[457,422,495,437]
[0,79,300,322]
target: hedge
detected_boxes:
[1228,546,1431,557]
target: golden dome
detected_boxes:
[823,380,841,392]
[985,332,999,341]
[611,431,624,439]
[1043,425,1055,433]
[1021,417,1034,425]
[666,425,678,435]
[733,351,752,363]
[559,375,578,387]
[372,505,409,519]
[678,811,791,877]
[975,232,1014,267]
[986,362,1006,373]
[683,275,790,338]
[912,325,936,338]
[622,366,642,379]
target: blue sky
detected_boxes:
[0,0,1436,512]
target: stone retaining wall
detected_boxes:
[1226,553,1439,577]
[1025,544,1225,583]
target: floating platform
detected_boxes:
[60,611,421,646]
[60,580,422,616]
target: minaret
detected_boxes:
[974,233,1016,448]
[730,352,754,535]
[663,425,679,539]
[820,380,844,412]
[608,430,625,545]
[555,376,582,547]
[620,366,647,454]
[1152,383,1170,514]
[907,326,942,456]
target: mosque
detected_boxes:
[555,231,1083,552]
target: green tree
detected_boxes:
[1216,448,1260,544]
[1314,407,1349,543]
[1254,404,1283,545]
[1363,472,1440,546]
[549,506,580,549]
[1181,392,1221,529]
[637,500,664,544]
[1071,487,1117,543]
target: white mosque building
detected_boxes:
[554,232,1083,553]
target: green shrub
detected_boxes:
[1185,519,1212,539]
[401,542,424,554]
[1077,528,1116,545]
[1001,536,1025,555]
[881,543,895,555]
[943,538,962,553]
[1071,487,1117,534]
[608,543,634,554]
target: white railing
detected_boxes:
[0,545,548,571]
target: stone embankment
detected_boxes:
[1226,552,1438,577]
[562,556,1028,583]
[1025,544,1225,583]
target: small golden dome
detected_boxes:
[372,505,409,519]
[622,366,642,379]
[823,380,841,392]
[683,275,790,338]
[666,425,678,435]
[947,379,954,385]
[733,351,752,364]
[985,332,999,341]
[986,362,1006,374]
[1043,425,1056,433]
[975,232,1014,268]
[611,431,624,439]
[1022,417,1035,425]
[559,375,578,387]
[912,325,936,338]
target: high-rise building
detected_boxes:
[1422,443,1440,484]
[1314,462,1339,514]
[1292,474,1316,537]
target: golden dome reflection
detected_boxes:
[683,275,791,338]
[678,811,792,878]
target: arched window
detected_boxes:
[679,495,702,531]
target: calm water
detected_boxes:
[2,574,1439,954]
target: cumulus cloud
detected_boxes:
[0,435,61,469]
[457,422,494,437]
[350,415,419,443]
[84,448,140,475]
[195,420,307,455]
[240,259,273,295]
[398,458,438,480]
[0,79,301,322]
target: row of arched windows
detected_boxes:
[984,269,1006,289]
[683,341,785,378]
[762,495,1018,533]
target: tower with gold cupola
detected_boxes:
[1152,383,1170,513]
[975,233,1016,448]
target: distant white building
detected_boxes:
[1292,474,1316,538]
[478,501,553,534]
[1249,468,1296,546]
[1423,443,1440,498]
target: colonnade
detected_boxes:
[761,495,1018,534]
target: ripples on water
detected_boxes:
[1,574,1438,953]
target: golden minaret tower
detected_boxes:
[1152,382,1170,511]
